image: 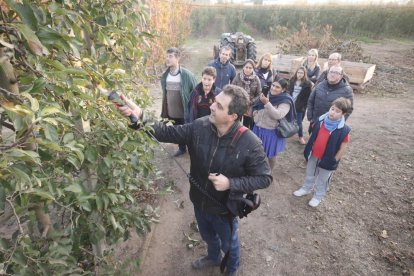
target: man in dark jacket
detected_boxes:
[208,46,237,89]
[118,85,272,276]
[307,65,354,132]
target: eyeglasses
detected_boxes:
[328,58,339,61]
[271,84,281,88]
[328,71,342,76]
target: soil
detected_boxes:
[129,38,414,276]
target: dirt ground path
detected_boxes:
[135,38,414,276]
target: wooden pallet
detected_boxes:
[318,58,376,89]
[272,54,305,79]
[274,55,376,90]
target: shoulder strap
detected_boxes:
[230,126,248,147]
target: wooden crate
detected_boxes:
[272,54,305,79]
[318,58,376,89]
[341,61,376,86]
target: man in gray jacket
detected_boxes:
[307,65,353,130]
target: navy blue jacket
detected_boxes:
[208,59,236,89]
[304,117,351,171]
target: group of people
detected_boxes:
[116,46,354,276]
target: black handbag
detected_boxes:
[277,117,299,138]
[276,97,299,138]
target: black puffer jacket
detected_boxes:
[307,79,354,123]
[148,116,272,215]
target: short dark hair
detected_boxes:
[221,84,249,120]
[220,45,232,54]
[243,59,256,68]
[202,66,217,79]
[275,78,288,90]
[332,97,352,114]
[166,47,180,58]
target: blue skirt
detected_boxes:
[253,126,286,158]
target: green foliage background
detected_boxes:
[0,0,161,274]
[190,5,414,39]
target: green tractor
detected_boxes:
[213,32,257,66]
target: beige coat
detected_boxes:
[253,102,290,129]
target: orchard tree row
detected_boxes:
[0,0,192,274]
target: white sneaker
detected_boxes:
[293,188,310,197]
[308,198,321,207]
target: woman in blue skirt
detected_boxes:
[252,78,294,171]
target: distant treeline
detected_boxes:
[190,5,414,39]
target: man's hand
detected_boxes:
[208,173,230,191]
[117,95,142,120]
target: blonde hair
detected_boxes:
[306,48,319,70]
[256,53,273,70]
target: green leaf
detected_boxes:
[44,59,66,71]
[80,200,91,212]
[43,124,59,142]
[96,196,103,211]
[7,1,38,31]
[63,68,89,77]
[20,92,39,112]
[85,146,98,163]
[67,155,80,170]
[11,23,49,56]
[40,106,64,117]
[107,192,118,204]
[9,167,31,185]
[3,103,34,117]
[64,183,83,194]
[64,142,84,164]
[63,133,75,144]
[42,117,59,126]
[6,149,41,165]
[30,78,46,94]
[108,213,119,230]
[29,189,55,200]
[12,252,27,266]
[37,27,70,50]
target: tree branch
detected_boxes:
[0,86,23,104]
[3,196,24,273]
[0,123,35,151]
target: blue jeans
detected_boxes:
[194,206,240,273]
[296,112,304,137]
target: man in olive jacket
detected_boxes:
[119,85,272,276]
[160,47,197,156]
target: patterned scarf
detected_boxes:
[239,70,256,95]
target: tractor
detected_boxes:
[213,32,257,66]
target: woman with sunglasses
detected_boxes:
[252,79,294,170]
